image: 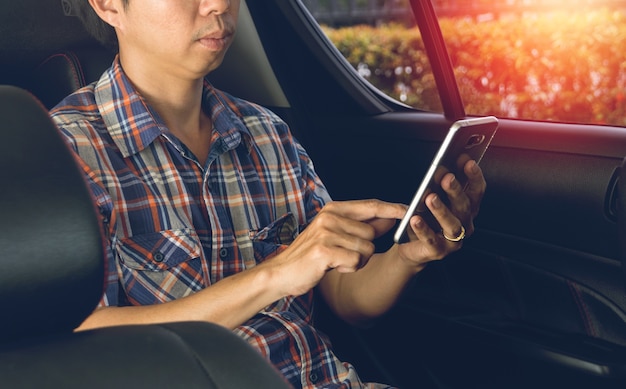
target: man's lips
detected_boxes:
[197,30,234,51]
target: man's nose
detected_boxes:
[199,0,231,16]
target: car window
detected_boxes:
[303,1,626,127]
[300,0,444,113]
[435,1,626,127]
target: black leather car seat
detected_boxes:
[0,85,292,389]
[32,48,114,109]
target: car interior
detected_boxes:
[2,0,626,388]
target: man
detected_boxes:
[51,0,486,387]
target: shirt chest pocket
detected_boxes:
[116,229,205,304]
[249,213,302,263]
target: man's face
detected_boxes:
[116,0,240,80]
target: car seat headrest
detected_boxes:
[32,49,114,109]
[0,85,104,344]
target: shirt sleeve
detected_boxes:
[56,124,121,308]
[294,139,332,223]
[82,168,120,308]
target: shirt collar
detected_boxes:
[95,56,252,158]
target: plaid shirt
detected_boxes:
[50,58,390,389]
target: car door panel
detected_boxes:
[301,115,626,388]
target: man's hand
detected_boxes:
[262,158,486,306]
[398,158,486,266]
[264,199,405,297]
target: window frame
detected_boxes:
[409,0,466,120]
[264,0,470,118]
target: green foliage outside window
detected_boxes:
[322,8,626,126]
[323,24,442,112]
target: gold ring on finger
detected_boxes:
[443,226,466,242]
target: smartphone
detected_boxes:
[393,116,499,244]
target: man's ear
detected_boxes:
[88,0,123,28]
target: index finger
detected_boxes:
[324,199,408,222]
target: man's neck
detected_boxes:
[119,52,208,135]
[119,55,213,165]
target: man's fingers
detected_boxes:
[463,160,486,211]
[324,199,407,222]
[313,209,377,241]
[318,199,407,238]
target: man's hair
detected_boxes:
[67,0,129,52]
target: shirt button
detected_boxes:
[154,252,165,262]
[219,248,228,258]
[309,373,319,383]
